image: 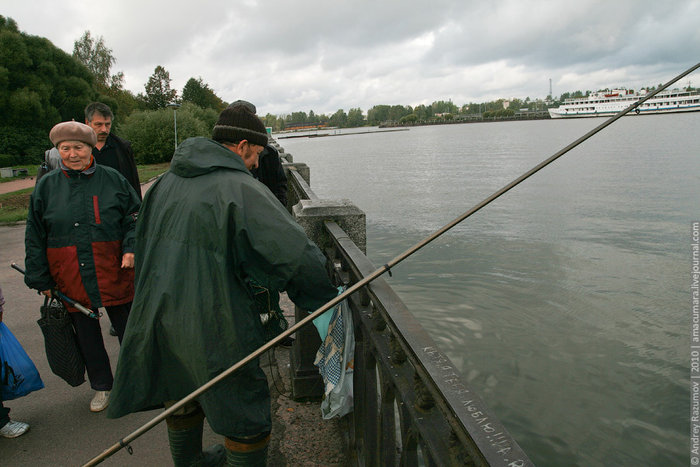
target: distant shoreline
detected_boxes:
[276,128,410,139]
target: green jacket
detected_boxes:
[107,137,337,438]
[25,162,140,311]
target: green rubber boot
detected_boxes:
[202,444,225,466]
[168,424,225,467]
[225,445,268,467]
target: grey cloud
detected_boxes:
[3,0,699,115]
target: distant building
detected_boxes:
[285,122,328,130]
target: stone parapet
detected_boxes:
[289,198,366,400]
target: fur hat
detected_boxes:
[49,121,97,147]
[212,105,268,147]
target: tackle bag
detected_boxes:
[251,282,288,342]
[35,161,50,184]
[36,147,60,184]
[0,322,44,401]
[37,297,85,387]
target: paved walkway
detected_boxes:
[0,178,35,195]
[0,176,159,198]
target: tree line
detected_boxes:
[2,17,693,166]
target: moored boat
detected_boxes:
[548,88,700,118]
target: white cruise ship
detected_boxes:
[548,88,700,118]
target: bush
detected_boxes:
[0,125,50,160]
[0,153,41,167]
[0,154,20,166]
[120,103,216,164]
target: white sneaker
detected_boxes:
[0,420,30,438]
[90,390,110,412]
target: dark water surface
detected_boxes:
[280,113,698,466]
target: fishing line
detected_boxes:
[267,344,286,396]
[83,61,700,466]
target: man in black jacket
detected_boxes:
[85,102,141,338]
[85,102,142,200]
[251,144,287,207]
[229,100,287,206]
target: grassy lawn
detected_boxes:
[0,187,33,224]
[137,162,170,182]
[0,163,170,225]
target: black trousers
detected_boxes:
[69,303,130,391]
[0,400,9,427]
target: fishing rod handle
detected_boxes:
[11,263,99,319]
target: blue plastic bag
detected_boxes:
[0,322,44,401]
[312,286,344,341]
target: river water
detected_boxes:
[280,113,697,466]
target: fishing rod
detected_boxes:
[11,263,100,319]
[84,61,700,466]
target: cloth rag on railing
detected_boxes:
[313,287,354,419]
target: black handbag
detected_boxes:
[37,297,85,387]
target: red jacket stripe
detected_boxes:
[93,195,102,224]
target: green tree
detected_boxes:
[72,31,122,91]
[0,16,95,156]
[262,113,285,132]
[431,100,458,115]
[413,104,431,120]
[72,30,143,120]
[367,105,389,125]
[308,110,318,124]
[181,77,225,111]
[143,65,177,110]
[285,111,309,128]
[389,105,412,122]
[346,108,364,128]
[399,113,418,124]
[121,102,215,164]
[328,109,347,127]
[367,104,413,125]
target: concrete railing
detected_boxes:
[272,139,533,466]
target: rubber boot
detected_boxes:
[202,444,226,467]
[168,424,225,467]
[225,446,268,467]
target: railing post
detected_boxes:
[283,162,308,184]
[289,199,366,399]
[282,163,310,213]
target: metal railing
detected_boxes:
[279,145,532,466]
[323,221,531,466]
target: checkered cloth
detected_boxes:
[314,294,354,418]
[315,305,345,390]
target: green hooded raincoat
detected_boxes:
[107,137,336,438]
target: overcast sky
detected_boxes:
[3,0,700,116]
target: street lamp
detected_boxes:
[166,103,181,150]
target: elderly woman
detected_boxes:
[24,121,140,413]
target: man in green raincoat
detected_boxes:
[107,105,337,466]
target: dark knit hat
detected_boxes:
[229,100,256,114]
[212,106,268,147]
[49,121,97,147]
